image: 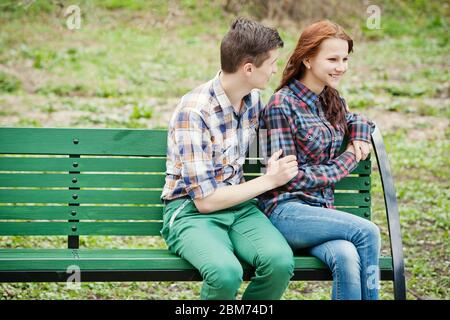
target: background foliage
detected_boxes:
[0,0,448,299]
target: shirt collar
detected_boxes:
[288,78,325,110]
[212,70,252,117]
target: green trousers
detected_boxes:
[161,198,294,300]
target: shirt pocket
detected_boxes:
[296,126,325,163]
[210,136,233,182]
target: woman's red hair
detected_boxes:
[278,20,353,131]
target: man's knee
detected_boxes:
[258,247,295,279]
[203,261,243,292]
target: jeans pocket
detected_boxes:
[161,199,191,240]
[269,205,284,223]
[168,199,191,229]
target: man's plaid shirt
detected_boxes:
[258,79,375,216]
[161,72,261,201]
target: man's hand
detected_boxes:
[265,149,298,188]
[351,140,371,161]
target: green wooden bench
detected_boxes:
[0,127,406,299]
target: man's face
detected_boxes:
[248,49,279,90]
[308,38,349,89]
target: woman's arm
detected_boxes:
[261,102,359,192]
[342,98,375,161]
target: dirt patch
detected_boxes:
[362,108,449,141]
[0,94,179,128]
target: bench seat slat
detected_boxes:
[0,248,393,271]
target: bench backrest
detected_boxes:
[0,128,371,246]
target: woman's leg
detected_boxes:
[309,240,361,299]
[269,201,381,300]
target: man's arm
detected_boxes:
[173,109,298,214]
[194,150,297,213]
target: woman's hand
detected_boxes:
[345,143,359,162]
[351,140,371,161]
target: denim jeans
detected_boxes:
[269,200,381,300]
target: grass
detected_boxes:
[0,0,448,300]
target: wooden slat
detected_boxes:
[335,207,371,219]
[0,222,162,235]
[0,156,370,175]
[334,192,371,207]
[0,206,370,221]
[244,175,371,191]
[0,206,163,220]
[0,190,369,206]
[334,177,370,190]
[0,128,167,156]
[0,248,393,271]
[244,159,371,175]
[0,249,392,271]
[243,162,263,174]
[0,249,193,271]
[0,190,162,204]
[0,173,166,188]
[2,173,369,190]
[353,159,371,174]
[0,157,166,172]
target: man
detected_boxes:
[160,18,298,300]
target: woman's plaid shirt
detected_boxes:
[161,72,261,201]
[258,79,375,216]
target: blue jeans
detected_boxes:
[269,200,381,300]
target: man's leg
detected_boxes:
[162,200,244,300]
[229,200,294,300]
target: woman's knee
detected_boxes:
[362,221,381,246]
[327,240,361,275]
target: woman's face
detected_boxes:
[306,38,349,89]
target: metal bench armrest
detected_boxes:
[371,125,406,300]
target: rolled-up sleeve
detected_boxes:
[342,98,376,142]
[173,109,217,200]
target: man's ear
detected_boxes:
[243,62,253,75]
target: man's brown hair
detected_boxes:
[220,18,283,73]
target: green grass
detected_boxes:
[0,0,448,300]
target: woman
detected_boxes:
[258,20,380,300]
